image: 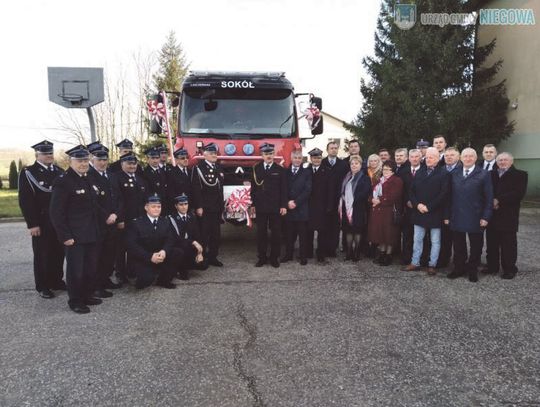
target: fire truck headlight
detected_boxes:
[243,143,254,155]
[224,143,236,155]
[196,141,203,149]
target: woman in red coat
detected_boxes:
[367,160,403,266]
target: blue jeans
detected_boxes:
[412,225,441,267]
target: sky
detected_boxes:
[0,0,380,149]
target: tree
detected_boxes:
[8,160,18,190]
[17,158,23,173]
[138,31,190,159]
[347,0,513,153]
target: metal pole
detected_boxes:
[86,107,97,143]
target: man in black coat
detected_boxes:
[251,143,288,268]
[87,143,121,295]
[394,148,410,178]
[437,147,462,268]
[18,140,65,299]
[322,141,348,257]
[477,144,499,172]
[191,143,225,267]
[166,148,193,214]
[485,153,528,279]
[281,150,312,265]
[402,147,450,275]
[142,146,167,199]
[108,138,144,176]
[50,145,102,314]
[169,194,207,280]
[126,194,177,289]
[398,148,422,265]
[433,135,448,167]
[110,152,149,282]
[159,144,174,173]
[308,148,334,262]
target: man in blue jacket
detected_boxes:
[445,148,493,282]
[402,147,450,275]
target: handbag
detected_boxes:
[393,204,403,225]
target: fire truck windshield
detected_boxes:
[180,88,296,138]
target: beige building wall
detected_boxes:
[299,112,354,158]
[477,0,540,196]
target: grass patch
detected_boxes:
[0,189,22,218]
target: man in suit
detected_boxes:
[394,148,410,177]
[478,144,499,172]
[192,143,225,267]
[18,140,65,299]
[402,147,450,275]
[126,194,177,289]
[322,141,348,257]
[87,143,121,295]
[398,149,422,265]
[251,143,288,268]
[167,148,193,214]
[378,148,391,162]
[158,144,174,173]
[110,152,149,283]
[143,146,167,199]
[307,148,334,263]
[433,135,448,167]
[50,145,102,314]
[485,153,528,279]
[108,138,144,176]
[437,147,462,268]
[281,150,312,265]
[169,194,207,280]
[445,148,493,282]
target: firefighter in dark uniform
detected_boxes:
[166,148,193,214]
[50,145,102,314]
[250,143,288,268]
[192,143,225,267]
[142,146,167,199]
[87,143,121,295]
[158,144,174,173]
[307,148,335,263]
[169,194,207,280]
[126,194,177,289]
[110,152,149,283]
[18,140,65,298]
[108,138,144,176]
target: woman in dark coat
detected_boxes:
[339,156,372,261]
[368,160,403,266]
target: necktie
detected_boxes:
[465,169,469,177]
[265,164,270,171]
[181,216,186,222]
[292,167,297,175]
[330,159,335,166]
[49,165,54,172]
[183,168,187,176]
[313,167,317,174]
[447,165,452,172]
[152,219,158,230]
[498,169,506,178]
[412,169,416,177]
[427,168,433,176]
[102,171,108,179]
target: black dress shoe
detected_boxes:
[270,259,280,268]
[468,271,479,283]
[51,281,67,290]
[84,297,103,306]
[280,256,292,263]
[501,273,516,280]
[300,259,307,266]
[103,279,122,289]
[255,259,267,267]
[39,289,55,299]
[93,289,113,298]
[157,281,176,289]
[208,258,224,267]
[69,303,90,314]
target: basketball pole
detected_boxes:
[86,107,97,143]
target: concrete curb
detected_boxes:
[0,217,24,223]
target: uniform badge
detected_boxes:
[39,181,44,185]
[101,191,105,195]
[124,183,128,187]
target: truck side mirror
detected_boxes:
[311,115,323,136]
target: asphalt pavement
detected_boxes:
[1,215,539,407]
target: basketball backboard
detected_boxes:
[48,67,104,108]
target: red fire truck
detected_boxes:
[156,71,323,223]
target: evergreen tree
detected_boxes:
[139,31,190,161]
[347,0,513,152]
[8,160,18,190]
[17,158,23,173]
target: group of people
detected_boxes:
[18,135,528,314]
